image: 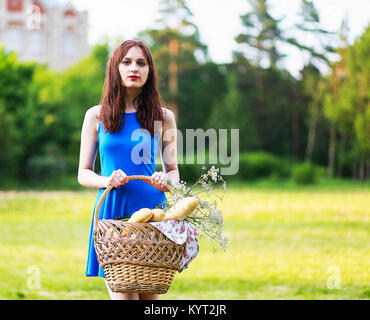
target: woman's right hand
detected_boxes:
[105,169,129,188]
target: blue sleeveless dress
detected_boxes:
[85,111,167,277]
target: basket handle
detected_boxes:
[93,175,172,233]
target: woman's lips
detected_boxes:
[129,76,139,80]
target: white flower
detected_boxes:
[162,165,227,252]
[207,165,219,182]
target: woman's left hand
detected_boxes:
[151,171,170,192]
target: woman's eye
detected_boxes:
[122,61,145,66]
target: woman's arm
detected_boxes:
[151,108,180,191]
[77,106,109,189]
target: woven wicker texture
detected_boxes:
[104,264,176,294]
[93,176,185,294]
[95,220,185,269]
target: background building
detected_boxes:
[0,0,89,71]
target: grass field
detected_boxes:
[0,179,369,300]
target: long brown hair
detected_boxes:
[99,39,165,136]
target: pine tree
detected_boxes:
[235,0,285,69]
[287,0,336,69]
[139,0,208,120]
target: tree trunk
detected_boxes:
[255,42,265,113]
[337,133,347,178]
[256,69,265,113]
[328,126,336,178]
[292,114,299,159]
[367,161,370,180]
[359,160,365,182]
[352,161,357,180]
[169,38,179,120]
[305,104,318,162]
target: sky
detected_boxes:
[69,0,370,77]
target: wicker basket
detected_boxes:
[93,175,186,294]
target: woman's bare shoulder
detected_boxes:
[84,105,101,131]
[160,106,175,123]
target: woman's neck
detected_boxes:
[124,87,141,112]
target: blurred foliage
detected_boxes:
[238,152,292,181]
[292,162,317,185]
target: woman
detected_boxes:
[77,39,179,300]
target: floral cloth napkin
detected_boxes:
[149,220,199,272]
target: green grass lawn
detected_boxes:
[0,180,369,300]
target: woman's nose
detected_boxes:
[130,63,138,72]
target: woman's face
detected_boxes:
[119,46,150,89]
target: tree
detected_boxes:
[0,47,37,180]
[139,0,210,130]
[207,63,260,151]
[57,42,109,173]
[341,24,370,180]
[139,0,208,120]
[235,0,285,69]
[300,64,325,163]
[286,0,336,69]
[324,23,370,180]
[233,0,303,158]
[287,1,337,165]
[234,0,286,138]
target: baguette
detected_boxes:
[121,208,154,237]
[149,208,166,222]
[164,197,199,221]
[128,208,153,223]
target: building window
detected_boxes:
[7,21,23,27]
[26,4,43,30]
[62,33,77,58]
[64,10,76,17]
[32,1,45,14]
[7,0,23,12]
[29,30,45,55]
[4,28,24,54]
